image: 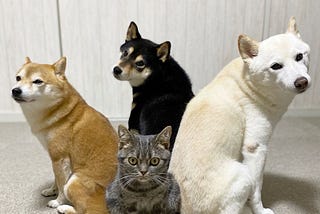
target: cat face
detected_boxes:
[117,125,172,187]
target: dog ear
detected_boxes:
[157,41,171,62]
[238,35,259,62]
[53,57,67,76]
[155,126,172,150]
[286,16,301,38]
[24,57,31,64]
[126,21,141,42]
[118,125,134,149]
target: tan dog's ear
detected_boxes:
[157,41,171,62]
[118,125,133,149]
[53,57,66,76]
[155,126,172,150]
[24,57,31,64]
[286,16,301,38]
[238,35,259,62]
[126,21,141,42]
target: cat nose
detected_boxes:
[140,170,147,176]
[294,77,308,91]
[12,88,22,97]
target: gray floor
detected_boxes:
[0,118,319,214]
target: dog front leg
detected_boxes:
[128,105,141,131]
[47,158,71,208]
[242,142,273,214]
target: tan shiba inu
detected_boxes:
[169,17,311,214]
[11,57,118,214]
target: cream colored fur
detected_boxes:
[12,57,118,214]
[169,17,310,214]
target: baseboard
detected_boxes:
[283,108,320,117]
[0,109,319,123]
[0,113,26,122]
[0,112,128,123]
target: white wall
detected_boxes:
[1,0,319,122]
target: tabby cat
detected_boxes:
[106,125,180,214]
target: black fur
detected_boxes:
[117,23,194,151]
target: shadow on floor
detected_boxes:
[34,181,56,210]
[262,173,320,213]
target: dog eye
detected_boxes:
[16,76,21,81]
[122,50,128,57]
[271,63,283,70]
[135,61,145,68]
[295,53,303,61]
[33,79,43,84]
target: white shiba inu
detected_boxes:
[169,17,310,214]
[12,57,118,214]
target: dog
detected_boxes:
[113,22,194,151]
[11,57,118,214]
[169,17,311,214]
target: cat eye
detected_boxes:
[295,53,303,61]
[135,60,145,68]
[150,157,160,166]
[16,76,21,81]
[33,79,43,85]
[270,63,283,70]
[128,157,138,165]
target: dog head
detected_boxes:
[238,17,311,94]
[113,22,171,87]
[11,57,67,106]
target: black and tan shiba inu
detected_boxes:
[113,22,194,151]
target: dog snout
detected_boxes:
[113,66,122,76]
[294,77,308,92]
[12,88,22,97]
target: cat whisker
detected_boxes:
[121,178,135,188]
[152,176,170,186]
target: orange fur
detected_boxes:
[14,57,118,214]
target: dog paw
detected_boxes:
[262,208,274,214]
[47,199,61,208]
[41,187,57,197]
[57,205,76,214]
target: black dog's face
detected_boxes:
[113,40,155,87]
[113,22,171,87]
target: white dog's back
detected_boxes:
[169,58,253,213]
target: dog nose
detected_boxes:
[12,88,22,97]
[113,66,122,75]
[294,77,308,91]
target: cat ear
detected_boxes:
[129,129,140,135]
[118,125,133,149]
[155,126,172,150]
